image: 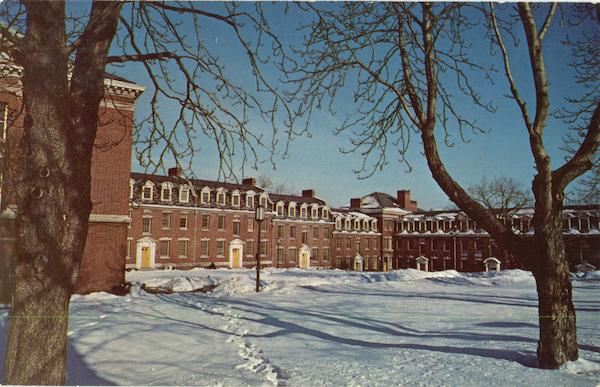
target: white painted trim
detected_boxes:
[134,203,257,214]
[89,214,131,223]
[135,237,156,269]
[229,238,244,268]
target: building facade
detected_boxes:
[0,70,144,296]
[127,173,600,273]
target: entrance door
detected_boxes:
[141,246,152,269]
[300,251,309,269]
[232,248,241,268]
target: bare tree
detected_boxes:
[257,173,290,194]
[290,2,599,368]
[468,176,532,222]
[0,1,294,384]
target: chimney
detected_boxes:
[350,198,361,209]
[168,167,182,177]
[242,177,256,186]
[302,189,315,198]
[397,190,418,212]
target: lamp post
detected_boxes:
[255,206,265,292]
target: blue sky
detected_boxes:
[108,3,594,210]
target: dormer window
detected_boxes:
[259,193,268,209]
[345,219,351,230]
[201,188,210,204]
[300,204,307,218]
[129,179,135,199]
[160,183,172,202]
[311,206,318,219]
[372,220,377,231]
[322,208,329,219]
[335,218,342,230]
[216,189,226,206]
[231,191,240,207]
[179,185,190,203]
[276,202,284,216]
[363,219,369,230]
[142,181,154,201]
[354,220,360,230]
[246,192,255,208]
[288,202,296,217]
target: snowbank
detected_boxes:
[580,270,600,281]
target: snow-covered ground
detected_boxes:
[1,268,599,386]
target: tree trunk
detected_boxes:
[530,209,578,369]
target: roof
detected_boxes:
[131,172,263,193]
[269,193,326,206]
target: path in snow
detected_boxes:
[0,268,599,386]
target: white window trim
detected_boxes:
[200,187,211,204]
[300,203,308,218]
[177,238,190,258]
[160,182,173,202]
[179,185,190,203]
[129,178,135,199]
[216,187,227,206]
[288,202,297,217]
[142,181,155,201]
[231,190,240,207]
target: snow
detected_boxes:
[1,268,599,386]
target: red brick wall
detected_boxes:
[1,80,139,294]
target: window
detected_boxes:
[290,225,296,239]
[180,214,188,229]
[179,186,190,203]
[312,226,319,239]
[201,240,209,256]
[232,192,240,207]
[346,237,351,249]
[277,225,284,238]
[302,231,308,244]
[312,248,318,261]
[336,237,341,249]
[324,226,330,239]
[233,221,240,235]
[142,186,153,201]
[260,241,267,255]
[142,217,152,234]
[128,209,133,229]
[246,193,255,208]
[335,218,342,230]
[246,240,254,255]
[178,240,189,257]
[260,195,268,208]
[217,191,225,206]
[373,238,378,249]
[201,190,210,204]
[311,207,318,219]
[322,249,329,262]
[248,217,254,232]
[322,208,329,219]
[365,238,370,250]
[277,248,285,263]
[354,220,360,230]
[277,203,284,216]
[216,240,225,256]
[218,215,225,230]
[160,240,170,257]
[300,206,307,218]
[289,247,297,262]
[355,239,360,251]
[129,179,134,199]
[345,219,351,230]
[289,204,296,217]
[162,212,171,229]
[161,184,172,201]
[260,221,267,232]
[202,214,210,230]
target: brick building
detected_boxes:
[127,174,600,274]
[0,69,144,297]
